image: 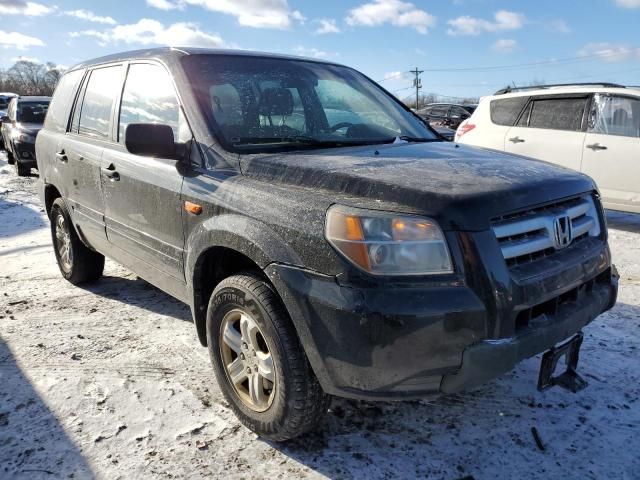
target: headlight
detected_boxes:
[325,205,453,275]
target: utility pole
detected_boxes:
[411,67,424,109]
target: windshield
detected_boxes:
[17,101,50,124]
[182,55,438,152]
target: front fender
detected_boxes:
[185,213,303,286]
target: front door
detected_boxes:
[581,93,640,212]
[102,62,188,280]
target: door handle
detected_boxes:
[509,137,526,143]
[55,151,68,163]
[586,143,607,151]
[101,164,120,181]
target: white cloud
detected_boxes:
[578,43,640,63]
[0,1,53,16]
[293,46,330,58]
[146,0,184,10]
[493,38,517,53]
[315,18,340,34]
[145,0,304,29]
[12,55,39,63]
[0,29,45,49]
[383,71,410,81]
[614,0,640,7]
[346,0,436,34]
[547,19,571,33]
[447,10,525,36]
[64,9,117,25]
[70,19,226,48]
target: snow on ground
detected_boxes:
[0,152,638,480]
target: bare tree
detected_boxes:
[0,60,65,96]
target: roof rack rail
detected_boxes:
[494,82,626,95]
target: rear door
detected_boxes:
[582,93,640,212]
[504,95,588,171]
[61,64,125,248]
[101,61,188,280]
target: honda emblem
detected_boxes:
[553,215,573,249]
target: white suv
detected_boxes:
[456,83,640,213]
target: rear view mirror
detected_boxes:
[125,123,177,159]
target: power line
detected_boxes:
[421,50,639,73]
[377,71,408,83]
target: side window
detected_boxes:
[450,106,469,118]
[78,65,123,140]
[588,94,640,138]
[528,97,587,131]
[119,63,185,143]
[430,106,448,117]
[44,69,84,133]
[490,97,528,126]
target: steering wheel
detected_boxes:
[329,122,355,133]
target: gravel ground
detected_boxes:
[0,152,638,480]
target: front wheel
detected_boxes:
[50,198,105,284]
[6,149,15,165]
[207,273,330,441]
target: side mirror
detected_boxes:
[125,123,177,159]
[1,115,10,124]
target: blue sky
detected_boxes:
[1,0,640,98]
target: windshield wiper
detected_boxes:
[232,136,393,148]
[396,135,441,143]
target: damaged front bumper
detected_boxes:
[265,260,618,401]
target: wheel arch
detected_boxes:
[187,214,302,346]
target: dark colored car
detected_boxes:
[1,96,50,175]
[36,48,618,441]
[417,103,477,129]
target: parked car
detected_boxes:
[416,103,477,129]
[36,49,617,440]
[456,83,640,214]
[1,96,50,175]
[0,92,18,111]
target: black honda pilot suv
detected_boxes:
[36,48,618,441]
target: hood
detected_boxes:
[17,123,43,137]
[240,141,596,231]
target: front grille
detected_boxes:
[515,268,611,332]
[492,194,601,268]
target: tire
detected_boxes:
[50,198,105,285]
[6,149,15,165]
[207,273,330,441]
[15,160,29,176]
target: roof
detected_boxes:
[491,84,640,98]
[68,47,341,72]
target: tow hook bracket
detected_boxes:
[537,332,588,393]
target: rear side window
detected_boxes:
[588,94,640,138]
[118,63,184,142]
[490,97,528,126]
[44,69,84,133]
[528,97,587,131]
[78,65,123,140]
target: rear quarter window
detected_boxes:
[490,97,529,126]
[44,69,84,133]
